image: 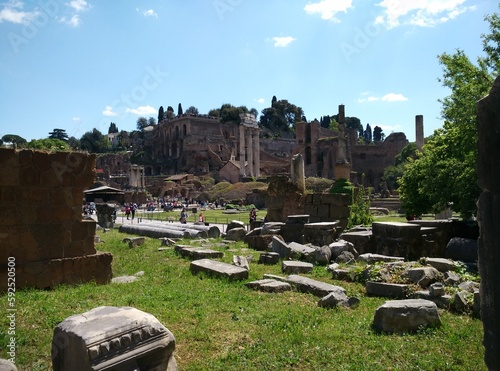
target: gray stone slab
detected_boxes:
[282,260,314,274]
[358,253,405,264]
[52,306,176,371]
[424,257,456,272]
[414,291,452,309]
[246,279,292,293]
[175,245,224,260]
[365,281,411,299]
[190,259,248,280]
[285,275,346,297]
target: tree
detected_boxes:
[166,106,175,119]
[147,117,156,127]
[108,123,118,134]
[219,104,248,123]
[80,129,109,153]
[271,95,277,107]
[67,136,80,150]
[1,134,27,148]
[158,106,165,123]
[373,126,384,142]
[382,142,418,190]
[344,117,363,137]
[259,99,304,137]
[27,138,69,151]
[185,106,199,115]
[399,8,499,219]
[177,103,183,117]
[136,117,148,131]
[249,107,258,119]
[363,123,372,143]
[48,128,69,142]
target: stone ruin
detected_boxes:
[476,74,500,369]
[0,148,112,290]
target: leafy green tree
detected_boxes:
[27,138,69,151]
[158,106,165,123]
[80,129,110,153]
[1,134,27,148]
[373,126,383,142]
[67,136,80,150]
[147,117,156,127]
[166,106,175,119]
[345,117,363,137]
[108,123,118,134]
[185,106,199,115]
[48,128,69,142]
[219,104,248,123]
[363,124,372,143]
[136,117,148,131]
[399,8,499,219]
[382,142,418,190]
[259,99,304,136]
[208,108,220,117]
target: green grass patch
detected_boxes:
[0,229,486,370]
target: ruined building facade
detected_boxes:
[96,105,411,193]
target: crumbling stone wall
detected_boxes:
[265,175,351,229]
[0,149,112,290]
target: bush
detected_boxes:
[329,178,354,197]
[305,177,334,193]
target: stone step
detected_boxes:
[190,259,248,280]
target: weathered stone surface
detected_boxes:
[405,267,441,288]
[445,237,478,263]
[335,251,355,264]
[288,242,316,261]
[226,220,245,231]
[429,282,445,297]
[330,239,358,259]
[373,299,441,334]
[317,291,354,308]
[0,359,17,371]
[332,268,354,281]
[111,276,138,284]
[365,281,411,299]
[414,291,451,309]
[458,280,480,293]
[453,291,471,313]
[358,253,405,264]
[246,279,292,293]
[174,246,224,260]
[95,203,116,229]
[233,255,250,270]
[372,222,422,260]
[258,252,280,265]
[285,275,346,298]
[444,271,461,286]
[127,237,146,248]
[314,245,332,265]
[282,260,313,274]
[245,234,274,251]
[52,306,177,371]
[225,227,247,241]
[271,235,289,258]
[339,230,374,254]
[424,257,456,273]
[190,259,249,280]
[303,222,339,246]
[261,222,285,235]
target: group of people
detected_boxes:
[125,203,138,220]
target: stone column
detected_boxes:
[239,125,246,177]
[477,75,500,370]
[291,153,305,194]
[246,127,254,177]
[254,128,260,177]
[416,115,424,151]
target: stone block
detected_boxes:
[373,299,441,334]
[52,306,177,371]
[258,252,280,265]
[175,246,224,260]
[246,279,291,293]
[365,281,411,299]
[285,274,346,298]
[282,260,313,274]
[244,234,273,251]
[190,259,248,280]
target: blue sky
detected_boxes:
[0,0,497,143]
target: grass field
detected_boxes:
[0,224,486,370]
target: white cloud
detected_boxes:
[357,92,408,103]
[0,0,39,24]
[67,0,91,13]
[375,0,474,28]
[381,93,408,102]
[143,9,157,18]
[257,98,265,104]
[125,105,156,115]
[59,14,81,27]
[304,0,352,21]
[102,105,118,117]
[72,117,81,122]
[272,36,296,48]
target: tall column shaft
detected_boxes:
[246,128,253,177]
[239,125,246,176]
[254,129,260,177]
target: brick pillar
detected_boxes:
[246,127,253,177]
[239,125,246,177]
[254,128,260,177]
[416,115,424,151]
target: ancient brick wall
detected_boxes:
[0,149,112,290]
[265,175,351,230]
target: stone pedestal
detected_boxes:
[52,306,177,371]
[372,222,422,260]
[303,222,340,246]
